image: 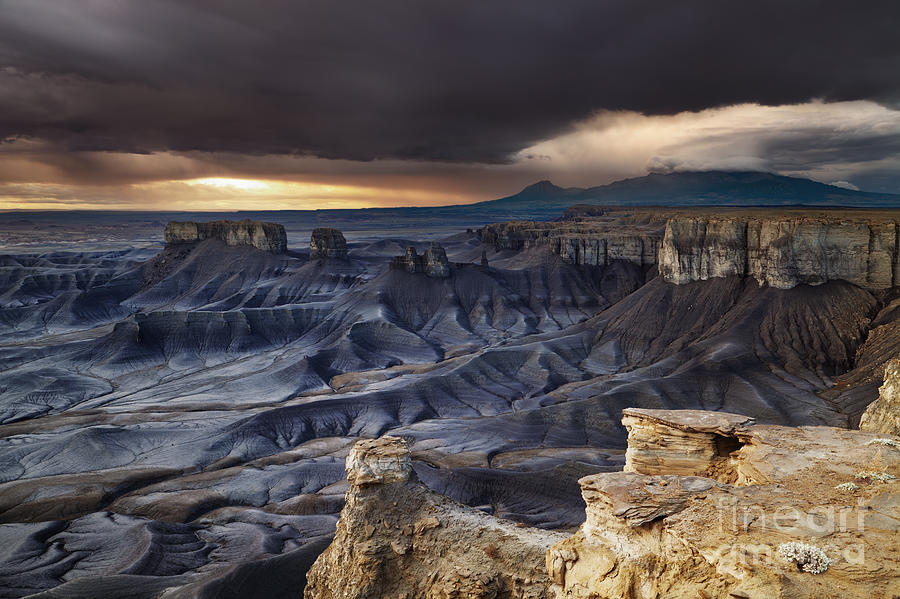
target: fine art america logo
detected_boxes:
[712,499,869,572]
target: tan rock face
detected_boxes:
[659,216,900,289]
[163,219,287,253]
[860,358,900,435]
[305,436,563,599]
[345,436,412,487]
[550,408,900,599]
[622,408,754,482]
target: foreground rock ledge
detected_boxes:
[306,416,899,599]
[554,409,899,599]
[304,436,564,598]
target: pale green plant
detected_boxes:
[855,470,896,482]
[866,438,900,448]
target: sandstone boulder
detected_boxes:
[622,408,754,481]
[345,436,412,486]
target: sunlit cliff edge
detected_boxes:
[306,399,900,599]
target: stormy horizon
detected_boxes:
[1,0,900,210]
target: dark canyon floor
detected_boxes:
[0,204,898,598]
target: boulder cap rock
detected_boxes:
[622,408,754,435]
[345,436,412,487]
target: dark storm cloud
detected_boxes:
[0,0,898,165]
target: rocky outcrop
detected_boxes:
[310,227,349,260]
[860,357,900,435]
[549,409,900,599]
[389,243,451,277]
[344,437,412,486]
[164,219,287,253]
[304,436,564,599]
[424,243,451,277]
[622,408,753,482]
[659,216,900,289]
[305,412,899,599]
[479,220,662,268]
[480,210,899,289]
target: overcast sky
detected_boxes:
[1,0,899,209]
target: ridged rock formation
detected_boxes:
[310,227,349,259]
[480,221,662,268]
[481,210,900,289]
[659,216,900,289]
[304,436,564,599]
[548,408,900,598]
[622,408,754,481]
[388,243,451,277]
[164,219,287,253]
[859,357,900,435]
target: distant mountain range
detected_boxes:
[470,171,900,215]
[5,172,896,242]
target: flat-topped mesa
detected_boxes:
[548,408,900,599]
[309,227,348,260]
[860,357,900,435]
[388,242,451,277]
[164,219,287,253]
[659,216,900,289]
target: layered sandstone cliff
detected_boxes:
[481,209,899,289]
[859,357,900,435]
[659,216,900,289]
[164,219,287,253]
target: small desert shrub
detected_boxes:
[866,438,900,448]
[777,542,831,574]
[855,470,897,483]
[834,482,859,492]
[484,543,499,559]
